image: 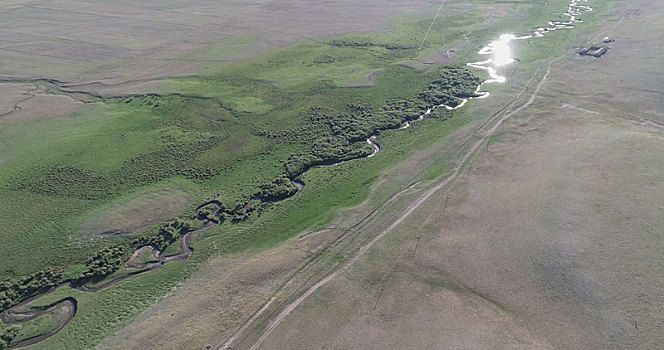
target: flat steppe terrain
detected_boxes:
[0,0,447,121]
[0,0,438,90]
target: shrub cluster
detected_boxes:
[418,67,482,106]
[75,246,129,282]
[221,201,259,222]
[251,125,311,141]
[329,40,415,50]
[197,205,219,221]
[279,67,480,185]
[255,176,299,201]
[313,55,336,64]
[0,216,197,313]
[285,142,373,178]
[74,218,191,285]
[132,218,191,251]
[0,326,20,349]
[0,268,63,311]
[382,99,427,120]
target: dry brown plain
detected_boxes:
[0,0,439,123]
[0,0,444,91]
[0,0,521,123]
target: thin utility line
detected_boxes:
[419,0,447,50]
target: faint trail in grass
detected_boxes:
[419,0,447,50]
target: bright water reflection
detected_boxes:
[483,34,517,67]
[466,0,594,98]
[342,0,594,156]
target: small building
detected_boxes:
[579,46,609,57]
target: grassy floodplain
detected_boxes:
[0,0,619,348]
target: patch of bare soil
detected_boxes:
[0,83,34,115]
[77,189,193,238]
[1,94,83,123]
[343,70,383,88]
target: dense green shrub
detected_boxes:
[132,218,191,251]
[418,67,482,106]
[0,326,20,349]
[226,201,259,222]
[0,268,63,311]
[197,205,219,221]
[382,99,427,120]
[76,246,129,282]
[278,68,479,181]
[313,55,336,64]
[255,176,299,201]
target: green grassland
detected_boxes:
[0,11,485,279]
[125,248,158,268]
[0,313,57,348]
[0,0,619,348]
